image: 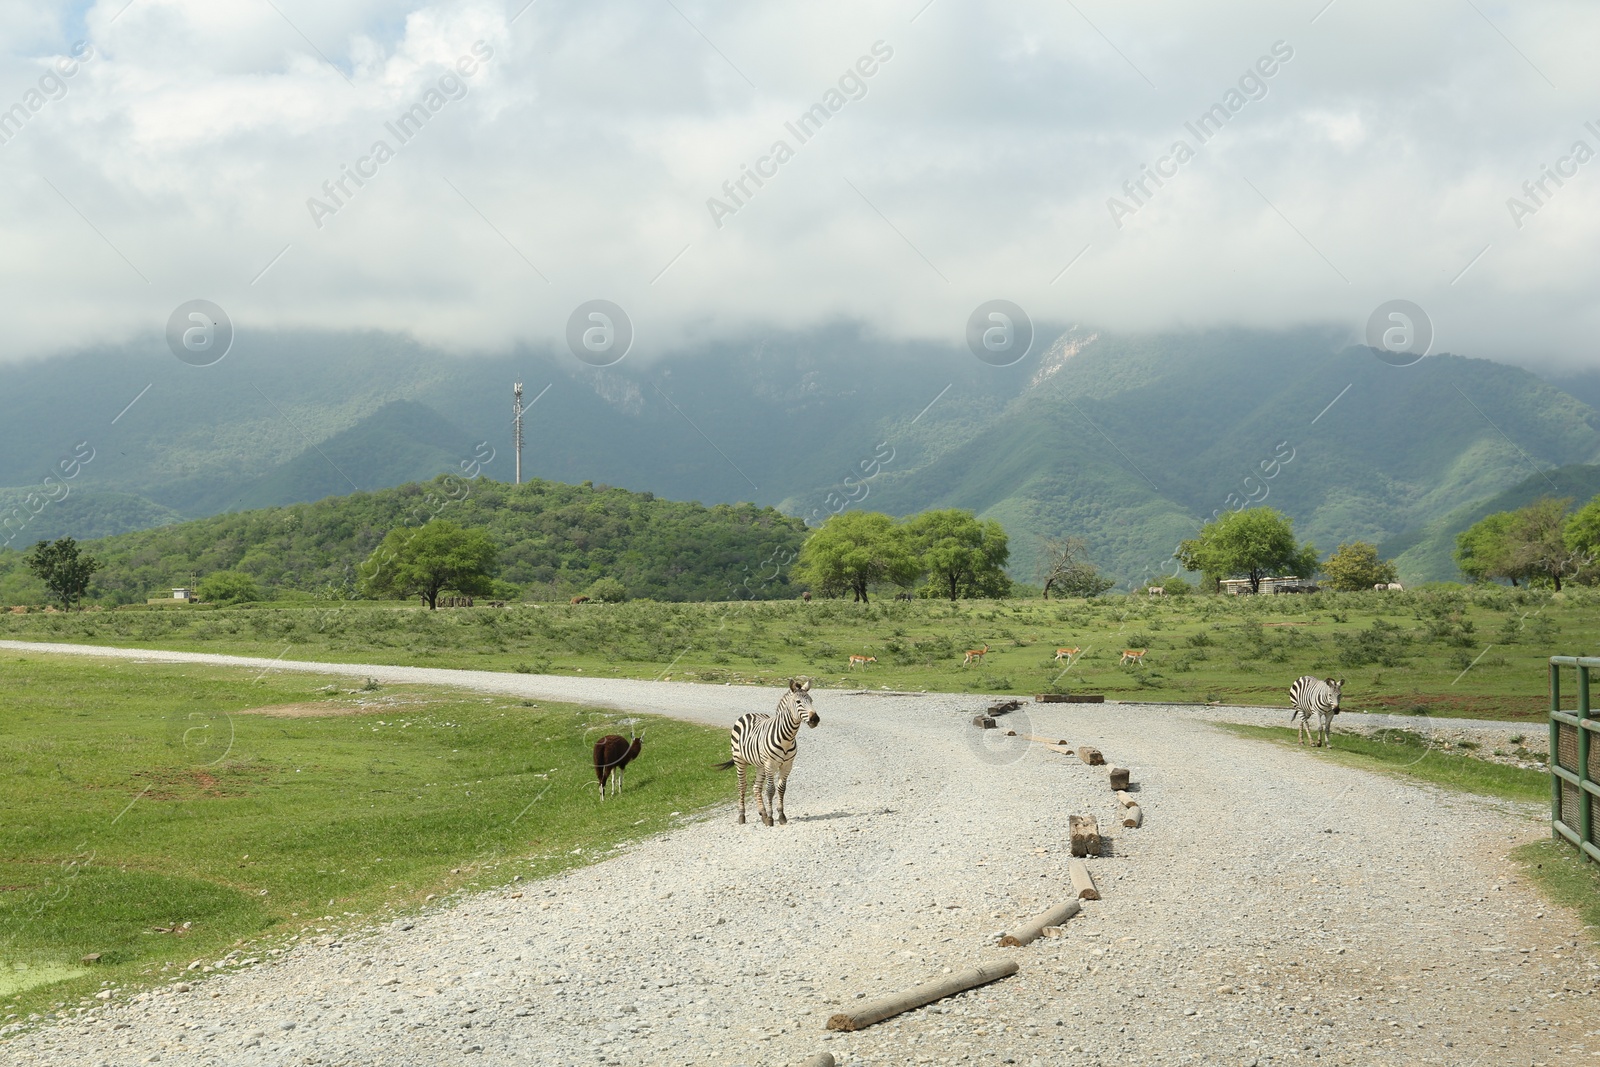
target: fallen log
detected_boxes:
[1069,814,1101,857]
[971,715,996,729]
[1077,746,1104,766]
[1068,858,1099,900]
[998,900,1082,947]
[1020,733,1072,750]
[1109,766,1130,790]
[1115,790,1138,809]
[825,960,1020,1031]
[988,699,1023,715]
[1122,804,1143,828]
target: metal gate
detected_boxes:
[1550,656,1600,861]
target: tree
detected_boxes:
[24,537,101,610]
[357,520,497,609]
[1565,496,1600,585]
[1036,536,1114,599]
[796,511,918,602]
[1455,511,1523,584]
[1175,508,1317,594]
[907,509,1011,601]
[1507,497,1584,591]
[1459,498,1587,590]
[587,577,626,603]
[197,570,262,605]
[1320,541,1399,592]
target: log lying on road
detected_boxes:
[1068,858,1099,900]
[825,960,1020,1031]
[988,699,1023,715]
[1069,814,1101,857]
[972,715,996,729]
[1122,804,1143,828]
[1077,746,1104,766]
[1115,790,1138,809]
[998,900,1082,947]
[1109,766,1130,790]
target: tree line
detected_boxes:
[1455,495,1600,591]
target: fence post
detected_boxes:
[1553,661,1563,843]
[1582,666,1593,857]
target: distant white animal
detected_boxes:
[1289,675,1344,747]
[1375,582,1404,591]
[1148,586,1165,596]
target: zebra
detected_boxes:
[1289,675,1344,747]
[714,679,820,826]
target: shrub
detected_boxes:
[198,571,262,606]
[586,577,627,603]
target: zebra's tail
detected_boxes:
[712,759,736,771]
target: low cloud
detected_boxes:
[1,0,1598,369]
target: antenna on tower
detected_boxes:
[512,382,525,485]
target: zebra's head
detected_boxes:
[1325,678,1344,713]
[787,678,820,728]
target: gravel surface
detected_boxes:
[2,642,1591,1066]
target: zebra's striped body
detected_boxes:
[715,679,820,826]
[1289,675,1344,747]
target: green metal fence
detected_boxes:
[1550,656,1600,861]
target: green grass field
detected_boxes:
[0,654,726,1023]
[1,585,1586,721]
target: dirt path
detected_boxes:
[2,642,1592,1066]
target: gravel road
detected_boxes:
[2,642,1591,1066]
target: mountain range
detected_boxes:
[1,323,1597,588]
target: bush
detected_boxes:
[197,571,262,606]
[587,577,627,603]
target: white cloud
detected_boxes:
[1,0,1599,368]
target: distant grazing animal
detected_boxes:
[894,592,914,602]
[1054,647,1080,661]
[571,595,590,605]
[1148,586,1165,596]
[1387,582,1403,591]
[714,679,820,826]
[848,654,876,668]
[963,644,989,666]
[592,733,643,799]
[1289,675,1344,747]
[801,591,812,602]
[1375,582,1404,591]
[1119,649,1147,666]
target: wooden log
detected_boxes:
[1069,814,1101,857]
[988,699,1023,714]
[1108,766,1130,790]
[998,900,1081,947]
[1122,804,1143,828]
[1077,745,1104,766]
[1068,858,1099,900]
[971,715,996,729]
[1115,790,1138,809]
[1020,733,1072,750]
[825,960,1020,1031]
[1034,693,1071,703]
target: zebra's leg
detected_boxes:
[735,763,748,824]
[775,760,794,825]
[760,764,776,827]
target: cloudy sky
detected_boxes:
[1,0,1598,368]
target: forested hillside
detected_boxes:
[0,476,807,605]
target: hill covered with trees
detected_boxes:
[0,476,808,606]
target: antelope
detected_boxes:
[963,644,989,666]
[848,654,876,668]
[592,733,643,799]
[1119,648,1147,666]
[1053,647,1080,661]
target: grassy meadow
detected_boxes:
[1,585,1590,721]
[0,654,726,1023]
